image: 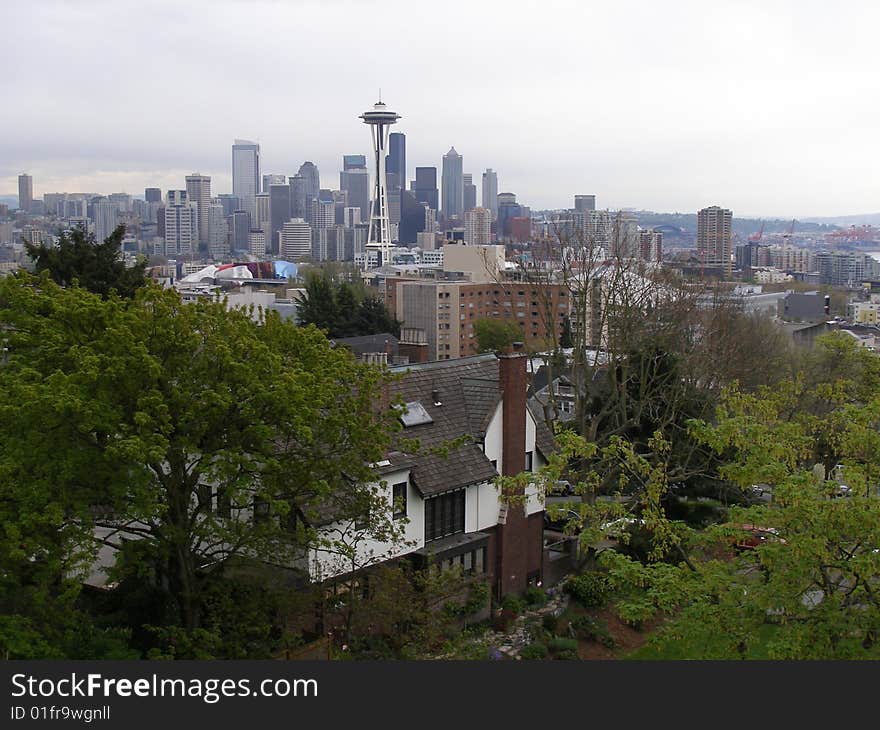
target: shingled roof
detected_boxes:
[388,354,555,497]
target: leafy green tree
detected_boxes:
[298,270,400,338]
[24,223,146,299]
[0,272,400,656]
[473,318,522,353]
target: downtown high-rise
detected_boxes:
[18,174,33,213]
[441,147,463,221]
[482,169,498,218]
[697,205,733,276]
[232,139,260,222]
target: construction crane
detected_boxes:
[748,221,765,243]
[782,219,796,243]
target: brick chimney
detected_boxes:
[495,342,531,597]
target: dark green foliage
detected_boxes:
[500,594,526,614]
[565,574,610,608]
[559,315,574,349]
[570,615,616,648]
[297,270,400,338]
[24,223,146,299]
[519,642,549,660]
[541,613,558,634]
[523,585,548,607]
[473,318,522,353]
[547,636,578,653]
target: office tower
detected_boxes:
[254,193,270,229]
[311,199,335,230]
[228,210,251,251]
[496,193,522,240]
[344,207,361,228]
[360,98,400,267]
[269,183,292,254]
[464,207,492,245]
[232,139,260,220]
[92,198,119,243]
[482,169,498,218]
[248,229,266,257]
[385,131,406,192]
[108,192,132,213]
[340,156,370,222]
[163,197,198,256]
[185,173,211,247]
[207,203,229,257]
[417,231,436,251]
[262,173,286,194]
[412,167,439,211]
[441,147,463,221]
[697,205,733,276]
[297,162,320,222]
[18,174,33,213]
[280,218,312,259]
[217,193,240,217]
[145,187,162,203]
[574,195,596,213]
[289,175,306,219]
[463,174,477,212]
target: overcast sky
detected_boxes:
[2,0,878,217]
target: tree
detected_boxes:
[297,270,400,339]
[596,333,880,658]
[25,223,147,299]
[473,318,522,353]
[0,272,399,657]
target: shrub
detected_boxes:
[524,586,548,607]
[542,613,558,634]
[570,615,616,649]
[565,573,609,608]
[519,642,549,660]
[547,637,579,654]
[501,594,526,614]
[554,648,579,660]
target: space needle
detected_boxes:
[360,95,400,268]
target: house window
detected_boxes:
[424,489,465,542]
[392,482,407,520]
[525,451,533,472]
[490,459,498,473]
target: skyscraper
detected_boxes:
[386,132,406,193]
[92,198,119,243]
[163,194,198,256]
[207,203,229,257]
[464,207,492,245]
[413,167,438,211]
[18,174,33,213]
[463,174,476,212]
[441,147,463,221]
[280,218,312,260]
[262,174,286,193]
[269,183,292,254]
[297,162,320,223]
[574,195,596,213]
[340,155,370,222]
[232,139,260,221]
[482,169,498,218]
[360,98,400,267]
[697,205,733,276]
[185,173,211,247]
[254,193,270,230]
[145,187,162,204]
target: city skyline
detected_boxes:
[2,1,880,218]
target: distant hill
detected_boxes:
[0,196,18,208]
[800,213,880,227]
[632,211,838,238]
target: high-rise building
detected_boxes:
[340,155,370,221]
[217,194,241,217]
[311,198,335,230]
[482,169,498,218]
[413,167,438,211]
[228,210,251,251]
[297,162,320,222]
[343,207,361,228]
[92,198,119,243]
[207,203,229,257]
[441,147,463,221]
[145,187,162,204]
[496,193,522,240]
[269,183,292,254]
[262,174,286,194]
[697,205,733,276]
[232,139,260,221]
[254,193,270,230]
[464,207,492,246]
[248,229,266,257]
[463,174,477,212]
[18,174,33,213]
[360,98,400,267]
[386,132,406,192]
[163,197,198,256]
[610,211,640,259]
[639,229,662,263]
[185,173,211,247]
[280,218,312,259]
[574,195,596,213]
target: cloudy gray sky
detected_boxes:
[2,0,878,217]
